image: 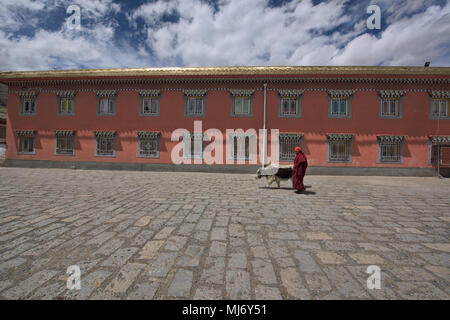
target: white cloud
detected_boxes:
[0,0,448,70]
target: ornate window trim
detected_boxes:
[137,131,160,158]
[428,136,450,165]
[326,134,353,162]
[184,90,207,117]
[378,90,404,119]
[278,133,304,161]
[377,135,404,163]
[230,89,254,117]
[138,90,161,117]
[54,130,75,156]
[429,92,449,120]
[15,130,36,154]
[94,131,116,157]
[328,90,353,118]
[278,89,303,118]
[56,91,76,116]
[18,91,38,116]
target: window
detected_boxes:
[141,97,159,115]
[381,99,400,117]
[96,91,116,116]
[228,133,254,161]
[58,98,75,115]
[379,143,401,162]
[55,131,74,155]
[431,99,448,118]
[279,134,303,161]
[230,89,254,117]
[233,97,251,115]
[329,140,350,161]
[280,98,298,116]
[56,136,73,155]
[331,98,348,116]
[183,133,205,159]
[377,136,404,163]
[98,98,115,115]
[20,98,36,115]
[327,134,353,162]
[17,136,35,153]
[16,131,35,154]
[186,97,204,116]
[137,132,160,158]
[95,132,116,156]
[233,136,250,160]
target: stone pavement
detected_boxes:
[0,167,448,300]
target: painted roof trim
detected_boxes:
[1,66,449,80]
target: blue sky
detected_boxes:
[0,0,449,71]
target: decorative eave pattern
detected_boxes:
[17,91,36,97]
[3,77,450,86]
[327,134,354,141]
[138,89,160,96]
[94,131,116,137]
[430,136,450,144]
[15,130,35,136]
[137,131,160,138]
[377,135,405,142]
[1,66,449,79]
[183,89,207,96]
[56,90,76,97]
[431,91,450,99]
[55,130,74,136]
[379,90,404,98]
[278,89,303,97]
[96,90,116,97]
[279,133,304,140]
[230,89,255,96]
[328,90,353,98]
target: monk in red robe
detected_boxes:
[293,146,308,193]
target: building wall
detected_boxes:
[5,77,450,169]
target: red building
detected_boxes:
[0,66,449,175]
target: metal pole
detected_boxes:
[437,143,441,178]
[262,83,267,169]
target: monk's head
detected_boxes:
[294,146,301,154]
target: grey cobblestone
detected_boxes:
[0,168,448,299]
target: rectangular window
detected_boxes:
[331,98,348,116]
[18,136,35,153]
[232,136,250,160]
[432,100,448,117]
[183,134,204,159]
[138,137,159,158]
[381,99,399,117]
[279,135,302,161]
[58,98,75,115]
[234,97,251,115]
[98,98,115,115]
[56,135,74,155]
[186,97,204,116]
[329,140,350,161]
[380,142,401,162]
[280,98,298,116]
[96,136,115,156]
[141,97,159,115]
[21,98,36,114]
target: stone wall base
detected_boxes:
[2,159,447,177]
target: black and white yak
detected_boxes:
[255,165,294,188]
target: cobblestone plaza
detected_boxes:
[0,167,448,299]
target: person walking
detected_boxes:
[293,146,308,193]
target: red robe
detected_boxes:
[293,151,308,190]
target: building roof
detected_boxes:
[0,66,449,81]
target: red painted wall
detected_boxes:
[5,76,450,168]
